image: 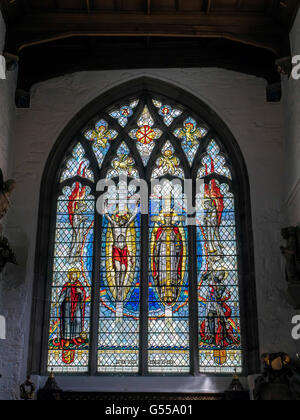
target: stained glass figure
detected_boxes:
[60,143,94,183]
[84,119,118,167]
[197,180,242,373]
[151,142,184,179]
[174,118,208,165]
[198,140,232,180]
[148,181,189,372]
[107,143,139,179]
[109,100,139,127]
[152,100,183,126]
[129,106,162,165]
[47,93,245,376]
[48,184,94,372]
[98,183,141,372]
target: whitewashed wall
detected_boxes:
[283,9,300,224]
[0,11,18,399]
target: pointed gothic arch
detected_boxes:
[29,77,259,377]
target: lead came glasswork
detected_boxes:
[60,143,94,183]
[84,119,118,168]
[174,118,208,165]
[151,142,184,179]
[106,143,139,179]
[148,181,190,372]
[47,93,244,375]
[129,106,162,165]
[98,184,141,372]
[109,100,139,127]
[152,100,183,126]
[48,184,95,372]
[198,140,232,180]
[197,175,242,373]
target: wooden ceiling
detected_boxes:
[1,0,300,95]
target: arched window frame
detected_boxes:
[29,77,260,377]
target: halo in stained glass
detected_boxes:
[174,117,208,165]
[84,119,118,168]
[152,99,183,126]
[60,143,94,183]
[106,142,139,179]
[129,106,162,165]
[198,140,232,180]
[109,100,139,127]
[151,141,184,179]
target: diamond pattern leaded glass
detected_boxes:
[152,100,183,126]
[98,184,141,373]
[106,142,139,179]
[174,118,208,165]
[109,100,139,127]
[48,183,94,372]
[84,119,118,168]
[129,106,162,165]
[149,181,189,372]
[60,143,94,183]
[47,93,244,376]
[198,140,232,180]
[151,142,184,179]
[196,181,242,373]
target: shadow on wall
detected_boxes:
[3,232,29,290]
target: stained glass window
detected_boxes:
[45,91,246,376]
[151,142,184,179]
[129,106,162,165]
[149,181,189,372]
[48,182,95,372]
[99,183,141,373]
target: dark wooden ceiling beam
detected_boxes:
[7,12,288,55]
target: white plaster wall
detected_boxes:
[0,11,18,399]
[282,8,300,224]
[0,67,297,399]
[0,13,17,176]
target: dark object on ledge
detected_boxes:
[254,353,299,401]
[38,370,62,401]
[281,227,300,309]
[20,376,36,400]
[223,371,250,401]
